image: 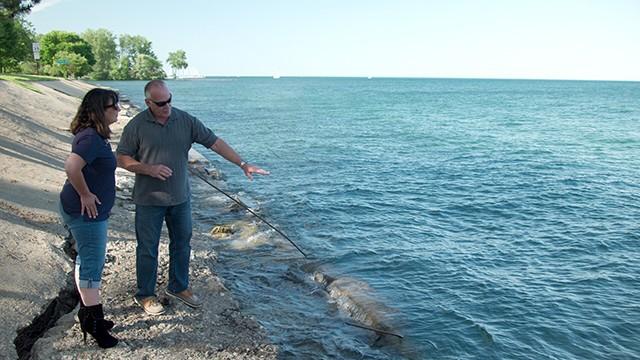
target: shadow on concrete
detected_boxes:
[0,105,72,146]
[36,81,87,99]
[0,179,61,215]
[0,135,65,171]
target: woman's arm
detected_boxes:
[64,153,101,218]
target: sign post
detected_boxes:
[32,42,40,74]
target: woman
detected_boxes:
[59,88,120,348]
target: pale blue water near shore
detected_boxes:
[96,78,640,359]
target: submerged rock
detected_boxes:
[211,224,235,238]
[313,271,399,340]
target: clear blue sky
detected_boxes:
[28,0,640,81]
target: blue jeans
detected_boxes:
[135,199,192,298]
[59,202,108,289]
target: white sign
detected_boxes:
[32,42,40,60]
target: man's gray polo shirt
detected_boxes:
[116,107,217,206]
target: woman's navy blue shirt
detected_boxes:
[60,127,116,221]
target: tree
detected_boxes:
[116,34,164,80]
[0,16,34,72]
[132,53,165,80]
[0,1,40,73]
[0,0,42,18]
[166,49,188,79]
[119,34,153,61]
[82,28,117,80]
[48,50,89,78]
[40,30,94,69]
[110,56,131,80]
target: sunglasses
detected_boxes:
[149,94,172,107]
[104,103,119,110]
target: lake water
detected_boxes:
[96,77,640,359]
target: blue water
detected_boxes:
[96,78,640,359]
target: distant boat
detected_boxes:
[272,75,280,79]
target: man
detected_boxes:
[116,80,269,315]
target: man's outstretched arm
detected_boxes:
[209,138,270,180]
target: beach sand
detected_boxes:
[0,79,277,359]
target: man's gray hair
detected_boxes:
[144,80,167,98]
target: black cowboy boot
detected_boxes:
[79,304,118,348]
[79,302,114,330]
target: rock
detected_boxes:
[210,224,235,237]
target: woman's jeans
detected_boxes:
[135,199,192,298]
[59,203,108,289]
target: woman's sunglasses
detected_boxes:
[149,94,172,107]
[104,95,120,109]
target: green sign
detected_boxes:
[56,58,69,65]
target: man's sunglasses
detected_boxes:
[149,94,172,107]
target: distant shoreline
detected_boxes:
[92,75,640,82]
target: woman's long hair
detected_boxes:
[70,88,118,138]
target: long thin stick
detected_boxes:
[344,321,404,339]
[189,167,308,258]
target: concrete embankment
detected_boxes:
[0,79,277,359]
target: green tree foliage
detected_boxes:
[0,0,42,18]
[46,50,89,78]
[82,28,117,80]
[132,54,165,80]
[166,49,188,78]
[0,16,34,72]
[0,0,39,73]
[81,30,164,80]
[116,34,164,80]
[110,57,131,80]
[3,19,166,79]
[40,30,94,70]
[119,34,153,60]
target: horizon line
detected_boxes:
[167,75,639,83]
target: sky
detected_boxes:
[27,0,640,81]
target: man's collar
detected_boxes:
[144,108,172,125]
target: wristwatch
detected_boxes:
[239,161,247,168]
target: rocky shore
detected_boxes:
[0,79,277,359]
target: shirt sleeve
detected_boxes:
[72,131,100,164]
[190,114,218,148]
[115,120,138,157]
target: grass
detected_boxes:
[0,73,60,93]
